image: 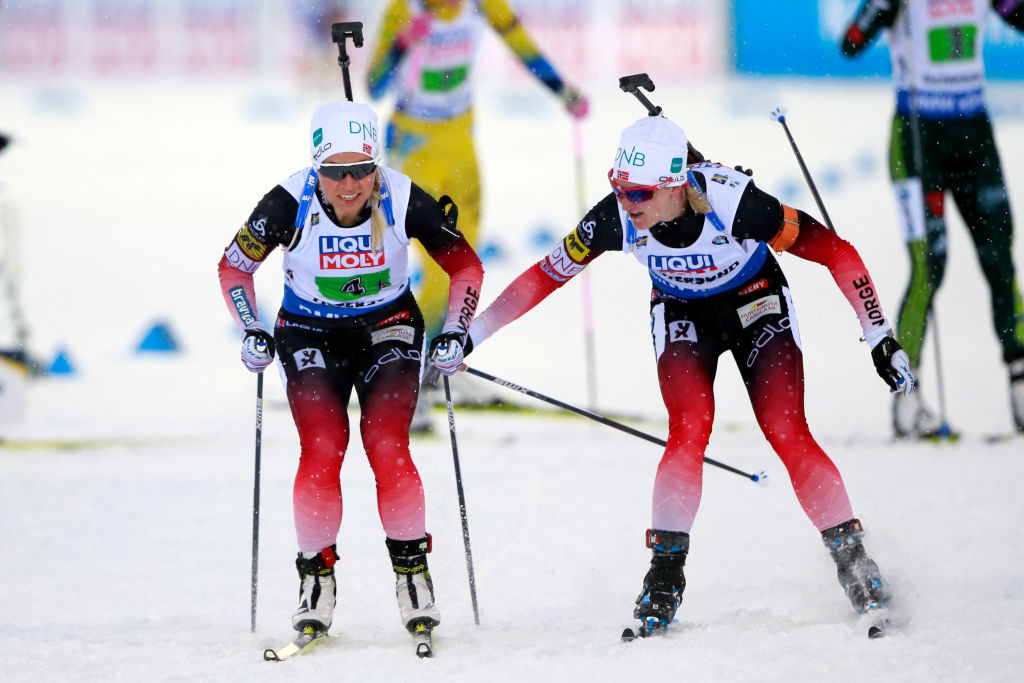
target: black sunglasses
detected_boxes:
[316,161,377,181]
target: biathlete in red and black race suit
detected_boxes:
[466,114,915,632]
[217,101,483,640]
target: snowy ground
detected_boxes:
[1,77,1024,680]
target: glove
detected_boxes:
[241,323,275,373]
[870,337,915,396]
[397,13,431,50]
[428,331,467,377]
[840,0,895,57]
[422,333,473,386]
[561,86,589,119]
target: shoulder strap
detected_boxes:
[294,168,318,230]
[377,170,397,227]
[686,170,727,232]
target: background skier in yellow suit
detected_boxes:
[368,0,589,347]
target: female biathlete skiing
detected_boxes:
[217,100,482,654]
[465,112,915,638]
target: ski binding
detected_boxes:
[264,625,330,661]
[621,617,669,641]
[411,620,434,658]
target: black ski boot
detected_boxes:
[822,519,890,614]
[632,529,688,633]
[386,535,441,631]
[291,545,338,633]
[387,535,439,657]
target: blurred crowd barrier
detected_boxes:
[0,0,725,85]
[3,1,1023,85]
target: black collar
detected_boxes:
[649,205,704,248]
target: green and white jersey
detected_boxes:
[889,0,988,117]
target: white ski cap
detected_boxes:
[612,116,688,187]
[309,101,382,166]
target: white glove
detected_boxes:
[241,323,275,373]
[428,331,465,377]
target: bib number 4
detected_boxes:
[341,277,366,297]
[315,270,392,301]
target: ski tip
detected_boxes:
[622,618,669,640]
[925,429,960,443]
[753,470,769,487]
[861,605,890,639]
[898,424,960,442]
[984,431,1020,444]
[263,627,330,662]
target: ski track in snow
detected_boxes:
[1,76,1023,680]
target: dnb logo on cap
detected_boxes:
[671,157,683,173]
[313,128,323,146]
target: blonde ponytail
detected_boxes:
[369,171,388,251]
[685,183,712,215]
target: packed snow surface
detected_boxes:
[1,76,1023,681]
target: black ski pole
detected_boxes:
[0,197,32,367]
[769,107,837,233]
[442,375,480,624]
[250,371,264,633]
[331,22,364,102]
[463,366,766,485]
[772,103,948,431]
